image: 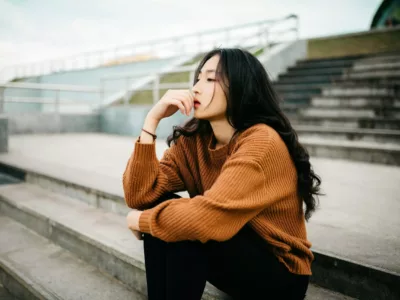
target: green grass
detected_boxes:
[10,77,25,82]
[252,47,264,57]
[308,28,400,59]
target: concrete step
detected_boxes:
[289,115,400,130]
[311,95,400,107]
[277,75,339,85]
[294,60,355,70]
[277,91,319,102]
[274,83,326,90]
[322,85,399,97]
[2,134,400,295]
[278,92,314,101]
[274,83,324,94]
[0,183,228,300]
[295,126,400,144]
[354,54,400,65]
[346,69,400,79]
[0,183,359,300]
[0,173,21,186]
[333,77,400,86]
[353,61,400,71]
[281,103,309,112]
[295,55,361,69]
[280,67,345,77]
[280,97,311,106]
[299,107,400,118]
[299,137,400,165]
[296,55,362,64]
[0,215,144,300]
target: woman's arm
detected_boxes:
[122,118,186,210]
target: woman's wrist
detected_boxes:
[126,209,143,231]
[144,116,160,131]
[139,117,159,144]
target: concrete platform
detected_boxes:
[0,133,398,270]
[0,133,399,298]
[0,183,354,300]
[0,215,145,300]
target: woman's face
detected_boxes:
[192,55,227,121]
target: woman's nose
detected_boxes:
[191,84,200,95]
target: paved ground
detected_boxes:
[1,133,399,274]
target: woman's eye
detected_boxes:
[195,78,215,82]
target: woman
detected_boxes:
[123,48,321,300]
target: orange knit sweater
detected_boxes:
[123,123,314,275]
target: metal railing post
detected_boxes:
[55,90,60,114]
[99,79,105,109]
[124,77,130,106]
[54,89,61,133]
[264,28,269,49]
[295,16,300,40]
[153,74,160,104]
[0,87,5,113]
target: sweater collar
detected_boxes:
[207,131,230,160]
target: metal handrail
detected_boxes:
[0,82,102,113]
[0,15,299,111]
[101,65,197,81]
[3,96,97,105]
[0,15,298,82]
[1,82,101,93]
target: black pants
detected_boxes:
[143,193,309,300]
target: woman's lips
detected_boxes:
[194,100,201,108]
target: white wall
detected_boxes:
[259,39,308,81]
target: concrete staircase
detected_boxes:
[274,53,400,165]
[0,169,362,300]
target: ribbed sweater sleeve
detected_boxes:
[139,128,289,243]
[122,140,186,210]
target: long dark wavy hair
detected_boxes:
[167,48,321,220]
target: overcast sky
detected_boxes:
[0,0,382,71]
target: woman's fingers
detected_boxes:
[168,99,186,114]
[172,91,194,115]
[160,89,194,116]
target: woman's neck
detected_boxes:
[209,118,236,148]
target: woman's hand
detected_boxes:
[147,89,194,122]
[126,209,143,240]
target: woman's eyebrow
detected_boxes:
[198,70,216,74]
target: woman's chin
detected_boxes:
[193,110,202,119]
